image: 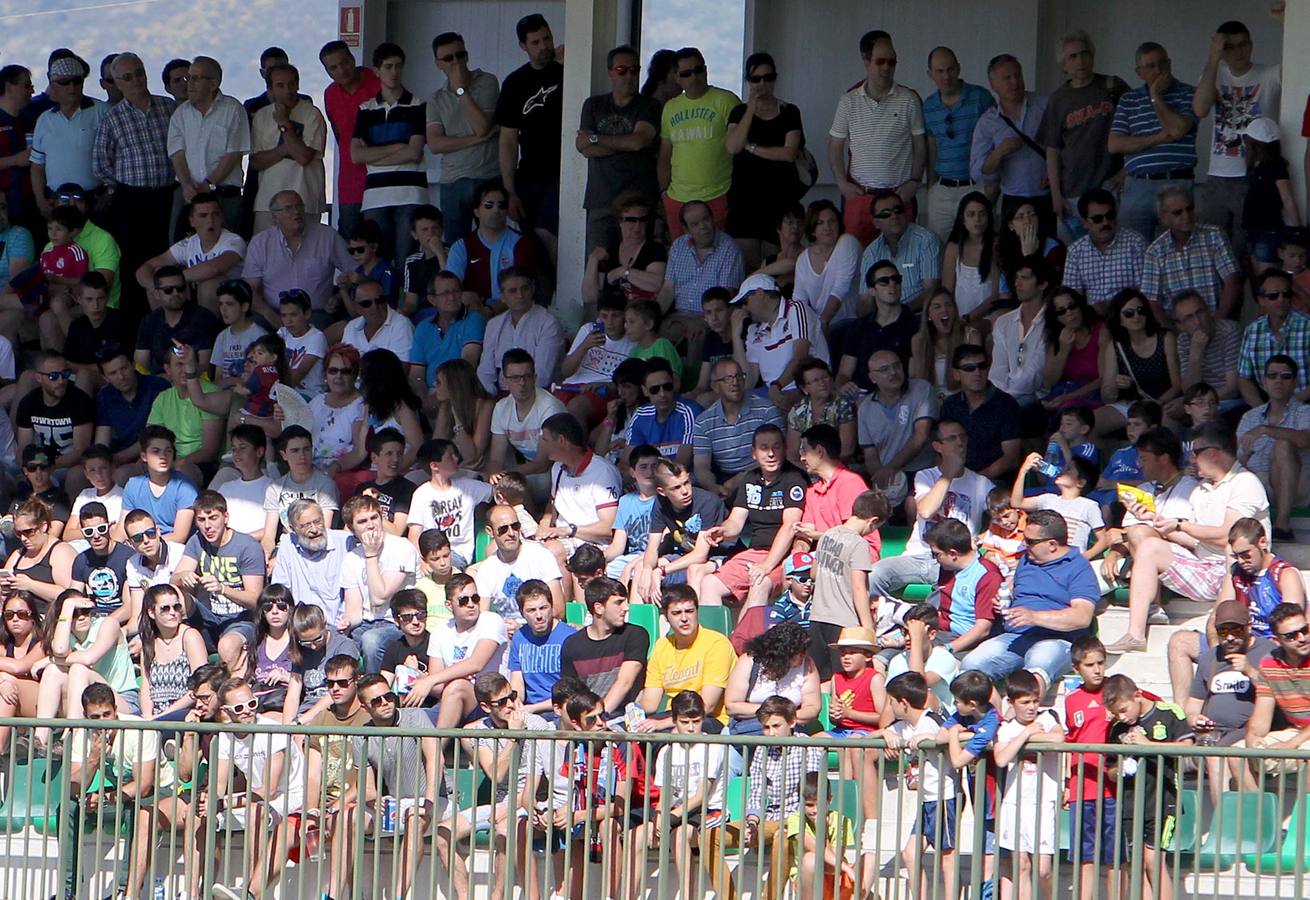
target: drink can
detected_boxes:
[379,796,397,834]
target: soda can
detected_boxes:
[379,796,397,834]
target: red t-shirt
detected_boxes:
[803,467,882,559]
[324,68,382,205]
[831,666,878,732]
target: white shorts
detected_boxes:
[997,799,1058,856]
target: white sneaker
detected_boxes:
[210,885,244,900]
[1148,605,1170,625]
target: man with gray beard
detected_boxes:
[270,498,352,628]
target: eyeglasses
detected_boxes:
[868,363,899,376]
[1086,211,1116,224]
[326,677,356,688]
[297,632,328,648]
[677,64,707,78]
[223,699,259,715]
[2,609,32,621]
[1120,307,1146,319]
[42,369,73,381]
[1266,371,1296,381]
[158,284,187,294]
[494,521,523,536]
[873,206,904,220]
[955,361,987,373]
[1277,624,1310,641]
[647,382,676,395]
[366,691,398,709]
[127,527,159,544]
[481,200,508,210]
[1259,289,1294,300]
[453,593,480,607]
[81,523,110,538]
[55,193,85,203]
[326,366,355,376]
[489,690,519,707]
[438,50,470,63]
[156,602,184,615]
[396,611,424,624]
[609,65,639,76]
[747,72,777,84]
[504,372,533,383]
[713,372,746,384]
[348,245,368,255]
[941,111,955,140]
[260,599,291,611]
[873,274,904,288]
[1022,535,1053,546]
[579,712,603,727]
[621,214,649,223]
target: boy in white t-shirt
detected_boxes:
[276,289,329,397]
[407,438,494,566]
[68,444,125,538]
[1012,454,1108,559]
[651,690,726,900]
[210,280,268,388]
[208,424,272,541]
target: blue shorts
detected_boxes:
[191,611,255,651]
[916,799,958,851]
[826,728,875,740]
[1072,798,1123,865]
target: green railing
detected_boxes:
[0,716,1308,899]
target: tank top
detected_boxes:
[953,258,991,317]
[745,661,808,706]
[1061,321,1103,384]
[3,637,37,681]
[1117,335,1171,401]
[1233,557,1295,639]
[253,636,293,710]
[16,539,58,588]
[71,618,136,694]
[147,638,194,715]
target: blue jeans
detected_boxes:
[439,178,481,245]
[351,618,403,674]
[364,204,418,272]
[960,630,1073,689]
[868,553,938,599]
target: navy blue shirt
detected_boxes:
[95,374,169,454]
[1010,547,1100,641]
[940,388,1022,475]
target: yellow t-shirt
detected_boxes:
[416,574,456,632]
[660,87,741,202]
[645,627,736,722]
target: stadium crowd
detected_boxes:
[0,12,1306,900]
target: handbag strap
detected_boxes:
[998,112,1046,160]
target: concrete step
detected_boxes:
[1094,602,1210,703]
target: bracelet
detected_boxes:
[569,523,577,538]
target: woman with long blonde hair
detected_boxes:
[909,288,983,395]
[433,358,494,471]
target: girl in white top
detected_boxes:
[940,191,1000,319]
[908,288,983,398]
[792,200,861,327]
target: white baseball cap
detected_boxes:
[1242,116,1281,144]
[730,273,780,305]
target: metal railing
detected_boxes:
[0,716,1308,899]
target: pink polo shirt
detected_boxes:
[803,466,882,559]
[324,68,382,206]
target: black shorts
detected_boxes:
[808,621,845,683]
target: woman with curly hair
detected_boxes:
[724,621,822,728]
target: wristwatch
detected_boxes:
[588,133,599,146]
[454,87,467,97]
[746,142,757,154]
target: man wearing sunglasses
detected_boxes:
[829,30,925,246]
[70,500,133,628]
[578,45,660,252]
[8,444,71,528]
[134,264,220,374]
[1242,602,1310,775]
[30,55,105,224]
[859,191,941,311]
[657,46,738,241]
[1235,354,1310,541]
[473,504,565,625]
[836,260,917,395]
[1062,189,1147,308]
[447,183,541,309]
[1141,183,1241,322]
[340,277,414,360]
[427,32,500,243]
[14,350,94,478]
[1237,269,1310,408]
[123,509,186,616]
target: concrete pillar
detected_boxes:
[1280,2,1308,216]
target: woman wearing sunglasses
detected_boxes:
[32,588,137,752]
[249,586,296,714]
[137,583,207,718]
[582,191,667,309]
[282,602,360,725]
[302,343,366,476]
[0,593,44,755]
[0,496,77,606]
[1095,288,1181,436]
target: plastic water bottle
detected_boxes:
[997,581,1012,613]
[153,877,166,900]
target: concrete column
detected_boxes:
[1280,2,1308,216]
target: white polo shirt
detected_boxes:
[1190,463,1271,560]
[744,297,829,388]
[828,81,924,190]
[342,307,415,361]
[550,451,621,544]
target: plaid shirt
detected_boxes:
[745,743,824,821]
[1063,228,1147,305]
[665,231,744,315]
[93,94,177,188]
[1237,311,1310,392]
[1141,225,1239,311]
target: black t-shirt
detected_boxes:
[380,633,430,675]
[65,309,134,366]
[1108,701,1194,808]
[650,487,726,556]
[494,61,564,181]
[403,253,443,301]
[14,387,95,454]
[702,329,733,369]
[579,92,661,209]
[731,466,808,549]
[940,388,1023,475]
[559,624,649,710]
[135,303,221,374]
[599,240,668,305]
[727,101,803,193]
[7,484,70,522]
[843,306,918,391]
[358,476,416,524]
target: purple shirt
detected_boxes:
[243,221,355,311]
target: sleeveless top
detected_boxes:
[253,637,293,710]
[1117,335,1171,401]
[16,540,58,588]
[1061,321,1103,384]
[147,640,195,715]
[953,257,991,317]
[1233,556,1295,639]
[4,638,37,681]
[71,618,136,694]
[744,660,809,706]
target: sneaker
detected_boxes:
[1104,635,1147,654]
[1148,604,1170,625]
[210,886,243,900]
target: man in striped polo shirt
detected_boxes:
[351,42,427,273]
[1108,42,1198,242]
[827,30,925,246]
[1245,602,1310,774]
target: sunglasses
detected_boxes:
[156,602,184,614]
[747,72,777,84]
[956,362,987,373]
[347,245,368,255]
[1266,371,1296,381]
[22,463,50,473]
[870,56,897,67]
[647,381,676,395]
[1216,625,1248,637]
[1086,211,1116,224]
[81,523,110,538]
[790,574,813,585]
[873,206,904,219]
[1053,304,1077,315]
[495,521,523,536]
[489,690,519,707]
[357,298,378,309]
[396,611,424,624]
[367,691,398,709]
[438,50,470,63]
[621,214,649,223]
[261,599,291,611]
[127,527,159,544]
[158,284,187,294]
[71,606,96,618]
[1277,624,1310,641]
[55,191,86,202]
[327,677,356,689]
[326,366,355,376]
[42,369,73,381]
[1260,289,1294,300]
[223,699,259,715]
[481,200,508,210]
[53,77,83,87]
[1120,307,1146,319]
[15,525,42,538]
[1022,535,1052,546]
[298,632,328,647]
[452,593,480,607]
[2,609,32,621]
[873,274,903,286]
[579,712,604,727]
[609,64,639,76]
[677,64,707,78]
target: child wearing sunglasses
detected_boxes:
[379,588,433,698]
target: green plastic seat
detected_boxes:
[473,526,491,564]
[901,583,933,601]
[830,777,861,823]
[1173,789,1201,853]
[1245,795,1310,872]
[565,602,587,626]
[0,757,63,833]
[628,603,661,653]
[699,606,733,637]
[1194,791,1279,871]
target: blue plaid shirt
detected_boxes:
[1063,228,1147,305]
[860,224,942,305]
[1237,311,1310,392]
[92,94,177,188]
[1141,225,1239,311]
[665,231,744,315]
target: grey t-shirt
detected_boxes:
[1038,74,1129,197]
[857,377,937,472]
[578,92,661,210]
[464,712,554,800]
[1190,637,1276,731]
[810,525,874,627]
[427,70,501,184]
[364,706,436,798]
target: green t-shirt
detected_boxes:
[70,221,122,308]
[660,87,740,202]
[630,338,683,381]
[147,383,223,458]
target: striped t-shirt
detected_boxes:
[922,82,995,181]
[353,90,428,210]
[1256,651,1310,727]
[1111,80,1198,175]
[829,82,924,189]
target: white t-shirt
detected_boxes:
[125,541,186,595]
[169,229,246,276]
[408,477,495,562]
[1208,61,1281,179]
[1033,494,1104,553]
[264,471,340,527]
[340,532,421,620]
[888,710,953,799]
[550,452,622,544]
[997,712,1063,810]
[558,329,635,388]
[427,610,509,675]
[214,715,306,813]
[211,322,268,381]
[72,485,124,524]
[744,297,830,387]
[904,467,994,555]
[654,741,726,811]
[471,541,563,623]
[1122,474,1199,528]
[490,390,566,460]
[1190,464,1271,559]
[209,470,272,536]
[309,394,366,464]
[278,325,329,397]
